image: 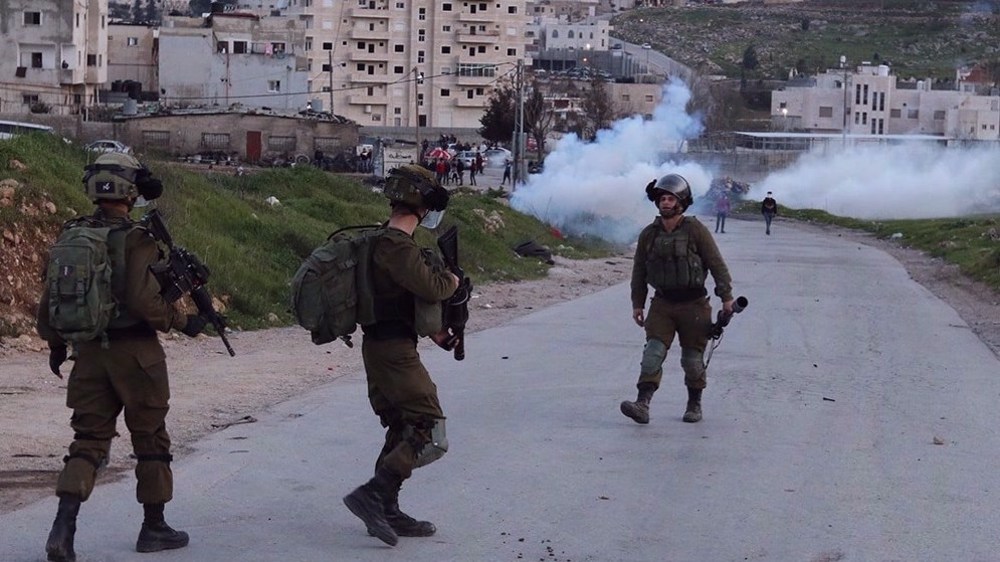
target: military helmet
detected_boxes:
[83,152,144,201]
[646,173,693,210]
[384,164,449,211]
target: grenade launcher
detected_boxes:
[436,225,472,361]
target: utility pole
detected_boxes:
[328,50,334,115]
[414,67,423,163]
[841,55,849,147]
[512,59,524,187]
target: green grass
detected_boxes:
[732,200,1000,292]
[0,135,619,331]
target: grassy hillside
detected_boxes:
[0,134,615,335]
[613,1,1000,81]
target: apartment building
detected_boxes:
[107,23,159,95]
[0,0,109,115]
[300,0,528,129]
[772,63,1000,141]
[158,11,309,110]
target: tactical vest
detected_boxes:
[644,220,705,294]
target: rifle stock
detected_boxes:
[143,209,235,356]
[436,225,471,361]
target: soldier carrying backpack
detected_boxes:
[37,152,207,562]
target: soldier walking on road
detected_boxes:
[620,174,735,425]
[37,154,207,562]
[342,165,461,546]
[761,191,778,235]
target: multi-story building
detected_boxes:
[772,63,1000,141]
[158,10,309,110]
[107,22,158,96]
[300,0,529,130]
[0,0,109,115]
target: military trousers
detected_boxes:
[637,295,713,390]
[362,337,444,481]
[56,337,174,505]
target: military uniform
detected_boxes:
[342,164,458,547]
[39,153,197,562]
[621,174,735,425]
[38,207,187,505]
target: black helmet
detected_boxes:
[384,164,449,211]
[646,173,693,210]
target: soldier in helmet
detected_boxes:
[342,164,460,546]
[37,153,206,561]
[619,173,735,425]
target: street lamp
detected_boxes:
[413,67,423,161]
[781,107,788,132]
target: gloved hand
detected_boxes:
[181,314,208,338]
[49,344,68,379]
[431,328,459,351]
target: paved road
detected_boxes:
[4,218,1000,561]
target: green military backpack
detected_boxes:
[290,225,384,346]
[46,218,130,344]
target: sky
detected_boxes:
[510,82,1000,245]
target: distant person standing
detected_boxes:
[468,158,477,186]
[501,158,512,186]
[714,193,731,234]
[761,191,778,235]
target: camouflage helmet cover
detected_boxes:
[83,152,143,201]
[384,164,449,211]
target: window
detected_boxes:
[268,136,295,151]
[417,50,424,64]
[23,11,41,25]
[76,14,80,27]
[621,94,630,102]
[305,37,313,51]
[233,41,248,54]
[142,130,171,148]
[440,88,450,96]
[31,53,43,69]
[890,108,901,118]
[372,114,382,122]
[322,42,333,50]
[443,25,451,32]
[394,107,401,114]
[441,46,451,54]
[271,43,286,55]
[267,80,281,92]
[645,95,654,102]
[217,41,228,53]
[457,63,496,78]
[442,3,452,10]
[87,54,97,67]
[393,65,404,74]
[508,6,517,13]
[861,112,867,125]
[507,48,517,56]
[394,44,405,53]
[819,106,833,118]
[396,1,405,7]
[22,94,39,105]
[201,133,231,150]
[418,7,425,20]
[568,31,575,39]
[933,110,945,120]
[322,63,331,72]
[907,109,918,119]
[418,29,425,42]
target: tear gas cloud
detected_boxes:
[754,145,1000,219]
[510,81,710,245]
[511,81,999,246]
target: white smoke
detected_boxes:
[754,144,1000,219]
[510,81,711,245]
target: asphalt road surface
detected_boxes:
[3,218,999,561]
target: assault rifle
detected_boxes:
[141,209,236,357]
[436,225,472,361]
[704,295,748,368]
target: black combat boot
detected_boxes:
[136,503,189,553]
[343,469,400,546]
[46,493,81,562]
[683,388,703,423]
[620,383,656,424]
[382,485,436,537]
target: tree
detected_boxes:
[478,78,516,145]
[578,75,615,141]
[189,0,212,15]
[742,45,759,72]
[132,0,143,21]
[523,80,555,162]
[144,0,158,22]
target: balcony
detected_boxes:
[349,28,390,41]
[348,93,388,106]
[454,96,486,108]
[458,10,492,23]
[455,73,495,87]
[347,50,388,63]
[456,30,500,44]
[348,72,391,85]
[346,6,391,19]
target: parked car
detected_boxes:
[454,150,486,170]
[483,148,511,168]
[86,139,132,154]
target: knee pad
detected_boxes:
[640,339,668,375]
[405,419,448,468]
[680,348,706,377]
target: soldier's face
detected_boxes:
[658,193,681,218]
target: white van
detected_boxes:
[0,120,55,140]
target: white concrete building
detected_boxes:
[158,11,309,110]
[299,0,529,129]
[0,0,109,115]
[107,23,158,94]
[772,63,1000,141]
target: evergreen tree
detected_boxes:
[478,78,516,145]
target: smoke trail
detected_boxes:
[754,144,1000,219]
[510,81,712,245]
